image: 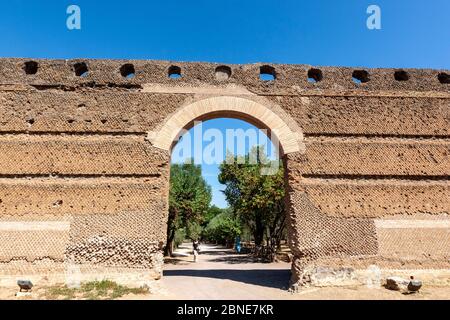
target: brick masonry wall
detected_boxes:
[0,58,448,287]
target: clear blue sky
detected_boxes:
[1,1,448,207]
[0,0,448,68]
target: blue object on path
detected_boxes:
[235,236,241,253]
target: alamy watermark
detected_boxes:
[172,121,281,175]
[64,5,381,32]
[367,5,381,30]
[66,5,81,30]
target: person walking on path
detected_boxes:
[193,240,200,262]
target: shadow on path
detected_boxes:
[163,269,291,290]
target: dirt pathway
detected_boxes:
[157,243,449,300]
[161,243,293,299]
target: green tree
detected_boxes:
[165,161,211,256]
[202,205,223,228]
[203,208,241,246]
[218,146,286,261]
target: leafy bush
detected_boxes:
[174,227,186,248]
[186,221,202,241]
[203,209,241,246]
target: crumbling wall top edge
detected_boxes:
[0,58,448,92]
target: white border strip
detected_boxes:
[0,222,70,231]
[375,219,450,229]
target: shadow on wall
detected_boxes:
[163,269,291,290]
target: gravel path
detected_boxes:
[161,243,293,299]
[158,243,450,300]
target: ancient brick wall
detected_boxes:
[0,58,448,287]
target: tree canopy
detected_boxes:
[165,161,211,256]
[218,146,286,260]
[203,207,241,246]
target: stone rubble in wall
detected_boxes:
[65,235,162,269]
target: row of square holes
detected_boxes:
[22,61,450,84]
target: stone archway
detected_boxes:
[148,95,307,285]
[147,96,305,155]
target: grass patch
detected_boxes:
[45,280,149,300]
[46,286,77,300]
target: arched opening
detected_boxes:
[150,97,304,297]
[163,117,292,298]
